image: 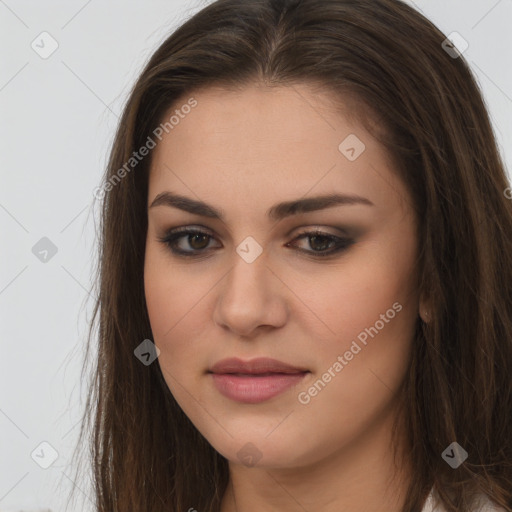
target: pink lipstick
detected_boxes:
[208,357,309,404]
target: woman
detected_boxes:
[69,0,512,511]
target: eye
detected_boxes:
[157,227,219,257]
[287,228,354,257]
[157,226,354,258]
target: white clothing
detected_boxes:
[422,487,507,512]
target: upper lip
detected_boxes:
[209,357,309,375]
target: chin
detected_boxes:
[204,430,320,470]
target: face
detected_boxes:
[144,83,421,470]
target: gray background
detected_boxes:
[1,0,511,510]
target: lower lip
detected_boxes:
[210,372,309,403]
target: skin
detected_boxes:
[144,82,427,512]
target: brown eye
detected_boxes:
[287,229,354,258]
[187,232,211,250]
[308,234,336,252]
[158,227,218,256]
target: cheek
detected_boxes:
[301,239,418,393]
[144,240,204,338]
[144,246,195,367]
[144,242,218,405]
[290,269,416,461]
[307,249,416,344]
[144,278,198,409]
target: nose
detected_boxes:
[212,249,289,338]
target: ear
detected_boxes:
[419,294,431,323]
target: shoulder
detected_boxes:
[422,487,507,512]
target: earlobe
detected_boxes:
[419,296,431,323]
[420,309,431,323]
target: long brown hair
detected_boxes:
[66,0,512,510]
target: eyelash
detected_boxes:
[157,226,354,259]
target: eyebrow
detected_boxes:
[149,191,374,222]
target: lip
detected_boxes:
[208,357,310,404]
[209,357,309,375]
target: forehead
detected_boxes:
[158,82,362,154]
[148,83,411,219]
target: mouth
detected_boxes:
[217,372,304,376]
[208,357,310,403]
[208,356,309,375]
